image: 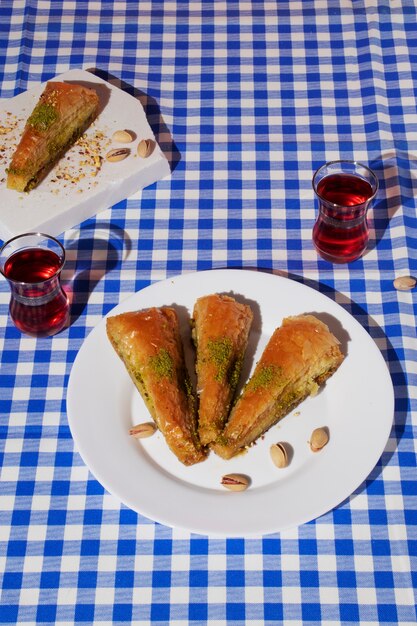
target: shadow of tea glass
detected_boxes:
[312,160,379,263]
[0,232,69,336]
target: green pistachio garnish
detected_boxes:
[207,337,233,381]
[229,355,243,390]
[149,348,174,379]
[247,364,278,392]
[27,103,58,132]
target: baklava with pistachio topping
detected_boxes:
[106,307,207,466]
[213,314,344,459]
[192,294,253,447]
[7,81,99,191]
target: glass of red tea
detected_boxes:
[312,160,378,263]
[0,232,69,336]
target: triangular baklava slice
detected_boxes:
[7,81,99,191]
[192,294,253,447]
[106,307,207,466]
[213,314,344,459]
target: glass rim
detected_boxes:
[0,231,66,285]
[312,159,379,208]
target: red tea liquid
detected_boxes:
[4,247,69,336]
[313,173,374,263]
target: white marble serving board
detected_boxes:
[0,69,171,241]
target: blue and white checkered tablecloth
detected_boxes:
[1,1,416,624]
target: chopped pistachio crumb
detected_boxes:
[149,348,174,379]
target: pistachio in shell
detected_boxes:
[221,473,250,492]
[106,147,130,162]
[129,422,157,439]
[393,276,416,291]
[270,442,289,468]
[112,129,134,143]
[137,138,155,158]
[309,427,329,452]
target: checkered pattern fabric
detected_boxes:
[1,0,416,624]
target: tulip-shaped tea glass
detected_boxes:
[0,232,69,336]
[312,160,378,263]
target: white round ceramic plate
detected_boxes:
[66,269,394,536]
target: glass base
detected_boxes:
[313,243,365,264]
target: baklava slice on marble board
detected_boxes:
[7,81,99,192]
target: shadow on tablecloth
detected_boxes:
[367,150,415,253]
[62,221,130,324]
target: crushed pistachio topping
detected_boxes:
[149,348,174,379]
[215,433,229,447]
[247,364,278,392]
[229,355,243,390]
[207,337,233,381]
[27,103,58,132]
[184,375,194,401]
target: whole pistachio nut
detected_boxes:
[221,473,250,491]
[393,276,416,291]
[129,422,157,438]
[270,442,289,468]
[112,129,134,143]
[137,138,155,158]
[310,427,329,452]
[106,147,130,162]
